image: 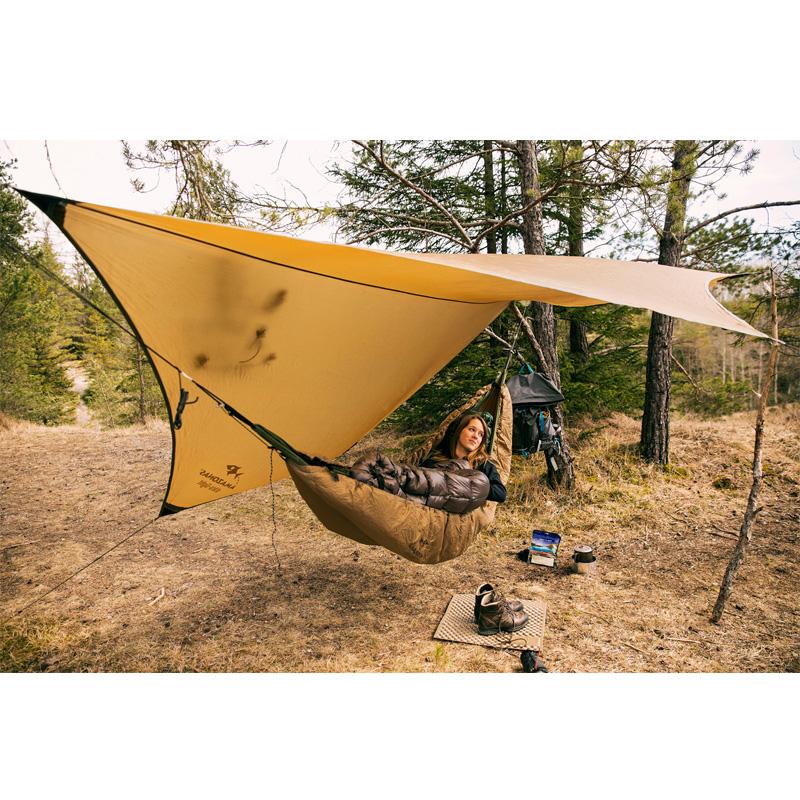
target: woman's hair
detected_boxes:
[430,412,489,467]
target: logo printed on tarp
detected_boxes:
[198,468,238,493]
[226,464,244,483]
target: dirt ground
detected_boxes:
[1,406,798,672]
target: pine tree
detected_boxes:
[0,164,77,424]
[76,267,163,427]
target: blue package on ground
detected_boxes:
[529,529,561,566]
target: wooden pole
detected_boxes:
[711,269,780,624]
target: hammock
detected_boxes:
[287,381,512,564]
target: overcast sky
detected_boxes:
[5,139,799,261]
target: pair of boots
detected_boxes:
[474,583,528,635]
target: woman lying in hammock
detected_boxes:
[349,413,506,514]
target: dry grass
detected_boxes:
[1,406,798,673]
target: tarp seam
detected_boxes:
[71,201,503,307]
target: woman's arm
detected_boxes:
[479,461,507,503]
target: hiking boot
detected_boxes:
[474,582,523,624]
[477,592,529,635]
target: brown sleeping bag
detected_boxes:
[349,453,490,514]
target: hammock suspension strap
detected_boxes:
[484,305,526,455]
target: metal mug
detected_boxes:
[572,545,597,574]
[573,545,595,563]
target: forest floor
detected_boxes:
[1,405,798,673]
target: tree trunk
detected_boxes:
[516,140,546,256]
[515,141,553,372]
[757,342,764,393]
[640,140,697,464]
[569,319,589,362]
[481,141,507,352]
[722,344,726,383]
[135,342,146,424]
[567,141,589,361]
[483,140,497,255]
[499,148,508,255]
[640,311,675,462]
[515,140,574,489]
[711,270,779,623]
[774,351,779,405]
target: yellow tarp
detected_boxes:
[19,190,766,515]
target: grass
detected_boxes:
[0,618,65,672]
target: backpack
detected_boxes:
[506,366,565,467]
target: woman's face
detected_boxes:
[457,418,485,454]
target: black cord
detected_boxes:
[2,517,157,624]
[268,449,282,574]
[1,238,136,339]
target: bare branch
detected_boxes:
[671,353,710,396]
[271,140,288,174]
[711,268,780,623]
[511,302,549,375]
[684,200,800,238]
[44,141,66,197]
[483,327,528,367]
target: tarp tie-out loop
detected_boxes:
[173,386,198,430]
